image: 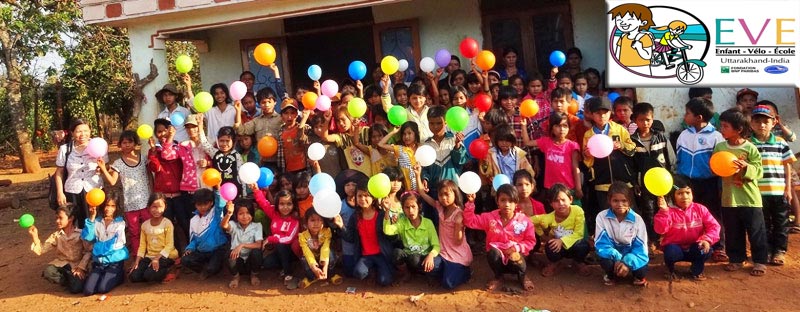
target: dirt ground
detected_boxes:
[1,151,799,312]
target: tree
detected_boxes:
[0,1,80,173]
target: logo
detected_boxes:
[721,66,730,73]
[764,65,789,74]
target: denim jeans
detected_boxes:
[84,261,124,296]
[663,243,711,276]
[353,254,394,286]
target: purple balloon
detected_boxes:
[435,49,451,68]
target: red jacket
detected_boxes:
[654,202,721,250]
[147,141,182,193]
[463,201,536,257]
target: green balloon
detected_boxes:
[19,213,34,228]
[388,105,407,126]
[368,173,391,198]
[194,92,213,113]
[175,55,193,74]
[445,106,469,132]
[348,97,367,118]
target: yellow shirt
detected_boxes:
[660,31,676,46]
[531,205,585,249]
[299,228,332,267]
[138,218,178,260]
[617,33,653,67]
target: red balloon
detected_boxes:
[469,139,490,160]
[459,37,479,59]
[474,94,492,112]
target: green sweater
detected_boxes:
[383,216,440,257]
[713,141,763,208]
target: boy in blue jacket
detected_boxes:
[181,188,229,279]
[595,182,649,286]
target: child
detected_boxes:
[382,76,433,141]
[532,184,590,277]
[495,86,525,148]
[715,108,766,276]
[736,88,758,115]
[147,119,191,251]
[380,166,405,221]
[222,197,264,288]
[200,126,245,195]
[479,125,534,183]
[204,83,236,143]
[294,172,314,219]
[129,193,179,284]
[464,184,536,292]
[320,106,371,176]
[508,75,526,98]
[298,208,343,288]
[613,96,637,135]
[394,83,409,107]
[354,123,395,177]
[237,133,260,165]
[379,121,421,191]
[438,86,451,108]
[418,180,472,289]
[594,182,649,286]
[383,192,442,282]
[181,189,228,279]
[234,64,286,169]
[28,204,91,294]
[758,100,796,142]
[308,114,347,178]
[276,99,310,174]
[573,73,592,111]
[339,173,366,277]
[540,88,588,143]
[652,20,692,69]
[513,170,546,217]
[521,112,582,198]
[82,189,129,296]
[254,187,300,283]
[422,105,468,197]
[654,175,720,281]
[749,105,795,266]
[584,68,603,97]
[682,90,720,130]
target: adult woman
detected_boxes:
[55,119,107,228]
[498,47,527,82]
[564,47,584,77]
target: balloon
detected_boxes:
[316,95,332,111]
[549,50,566,67]
[86,138,108,158]
[257,167,274,188]
[307,64,322,81]
[313,189,342,218]
[459,37,480,58]
[85,188,106,207]
[238,162,261,184]
[307,142,326,161]
[644,167,674,196]
[302,92,318,110]
[420,57,436,73]
[458,171,482,194]
[170,112,185,127]
[137,124,153,139]
[220,182,238,201]
[381,55,399,75]
[519,99,540,118]
[587,134,614,158]
[435,49,452,68]
[202,168,222,186]
[348,60,367,80]
[321,80,339,98]
[474,94,492,113]
[194,91,213,113]
[18,213,34,228]
[607,92,620,103]
[475,50,496,71]
[398,59,409,72]
[710,151,739,177]
[469,139,490,159]
[309,173,336,196]
[445,106,469,132]
[567,99,579,115]
[415,145,436,167]
[229,81,247,101]
[368,173,391,198]
[257,136,278,158]
[254,43,276,66]
[175,54,193,74]
[388,105,407,126]
[492,174,511,191]
[347,97,367,118]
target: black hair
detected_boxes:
[550,87,571,102]
[241,92,256,103]
[449,69,468,86]
[512,169,535,192]
[369,123,389,140]
[437,179,463,208]
[685,98,714,122]
[548,112,571,135]
[393,83,409,97]
[555,71,572,82]
[584,67,601,78]
[483,108,508,128]
[688,88,713,99]
[408,83,428,97]
[354,180,378,213]
[573,73,587,83]
[383,166,405,182]
[427,105,447,119]
[216,126,236,141]
[372,107,388,122]
[102,188,124,219]
[55,203,78,222]
[757,100,779,114]
[498,86,518,101]
[309,113,327,127]
[364,85,382,98]
[153,118,172,129]
[256,87,277,103]
[399,121,421,145]
[669,174,691,204]
[719,108,750,137]
[527,72,545,87]
[546,183,572,203]
[233,198,256,220]
[69,118,89,133]
[399,192,422,219]
[194,188,215,204]
[632,102,655,119]
[274,190,298,213]
[239,71,255,81]
[466,72,481,84]
[147,193,167,209]
[507,74,525,87]
[502,46,520,58]
[492,124,517,147]
[294,172,311,189]
[607,181,634,204]
[450,85,468,101]
[496,184,519,203]
[613,96,634,109]
[118,130,139,146]
[210,83,232,105]
[410,76,426,87]
[450,55,461,64]
[566,47,583,60]
[304,207,323,224]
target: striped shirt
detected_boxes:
[751,134,796,195]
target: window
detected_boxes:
[373,19,421,83]
[240,38,290,103]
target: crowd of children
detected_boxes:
[32,53,799,296]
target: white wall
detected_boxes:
[200,20,283,88]
[571,0,606,72]
[128,23,169,132]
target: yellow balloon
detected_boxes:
[644,167,673,196]
[136,124,153,139]
[381,56,399,75]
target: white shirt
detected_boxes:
[56,143,107,194]
[204,104,237,142]
[109,155,151,212]
[158,105,192,143]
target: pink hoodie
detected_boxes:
[654,202,721,250]
[254,189,299,245]
[463,202,537,260]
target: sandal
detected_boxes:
[770,252,786,266]
[298,277,314,289]
[692,274,707,281]
[787,224,800,234]
[329,274,343,285]
[712,250,730,262]
[750,264,767,277]
[541,263,558,277]
[633,277,648,287]
[522,278,535,292]
[603,274,615,286]
[724,262,744,271]
[250,274,261,286]
[485,278,503,291]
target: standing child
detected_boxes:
[254,187,300,284]
[180,189,228,279]
[147,119,190,251]
[573,73,592,111]
[715,108,767,276]
[380,166,406,222]
[512,170,546,217]
[221,197,264,288]
[27,204,91,294]
[340,180,395,286]
[757,100,796,142]
[421,105,468,197]
[382,76,433,141]
[294,172,314,219]
[129,193,179,284]
[307,114,347,178]
[276,99,310,174]
[320,106,371,176]
[383,192,443,282]
[532,184,591,277]
[595,182,649,286]
[200,126,245,196]
[479,125,534,183]
[379,121,421,191]
[521,112,583,199]
[540,88,589,144]
[82,190,129,296]
[613,96,637,135]
[495,86,525,148]
[298,208,343,288]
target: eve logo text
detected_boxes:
[716,18,796,45]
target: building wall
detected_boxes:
[200,20,284,87]
[571,0,606,72]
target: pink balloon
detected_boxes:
[321,80,338,98]
[86,138,108,158]
[229,81,247,101]
[220,182,238,201]
[316,95,332,111]
[587,134,614,158]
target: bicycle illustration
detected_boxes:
[651,46,706,85]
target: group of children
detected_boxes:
[31,56,797,296]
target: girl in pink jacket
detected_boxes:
[654,175,721,281]
[464,184,536,293]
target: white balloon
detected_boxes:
[239,162,261,184]
[458,171,481,194]
[420,57,436,73]
[398,59,409,72]
[307,142,326,161]
[313,189,342,218]
[415,145,437,167]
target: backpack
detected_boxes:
[48,142,73,210]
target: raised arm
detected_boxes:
[378,126,400,152]
[518,118,538,148]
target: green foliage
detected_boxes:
[166,41,202,92]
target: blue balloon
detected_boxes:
[309,173,336,196]
[492,174,511,191]
[257,167,274,189]
[607,92,620,103]
[549,50,566,67]
[348,60,367,80]
[170,112,185,126]
[307,64,322,81]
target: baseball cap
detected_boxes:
[280,98,299,112]
[751,105,774,119]
[184,114,199,126]
[585,97,611,112]
[736,88,759,101]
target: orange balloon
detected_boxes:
[475,50,496,71]
[710,151,738,177]
[302,92,318,110]
[258,136,278,158]
[254,43,276,66]
[520,99,540,118]
[201,168,222,186]
[85,188,106,207]
[567,99,579,115]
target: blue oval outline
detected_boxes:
[764,65,788,74]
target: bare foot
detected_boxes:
[541,263,558,277]
[522,278,535,292]
[250,274,261,286]
[229,275,240,289]
[485,278,503,291]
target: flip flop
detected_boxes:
[540,263,558,277]
[750,264,767,277]
[724,262,743,271]
[712,250,730,262]
[771,253,786,266]
[787,224,800,234]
